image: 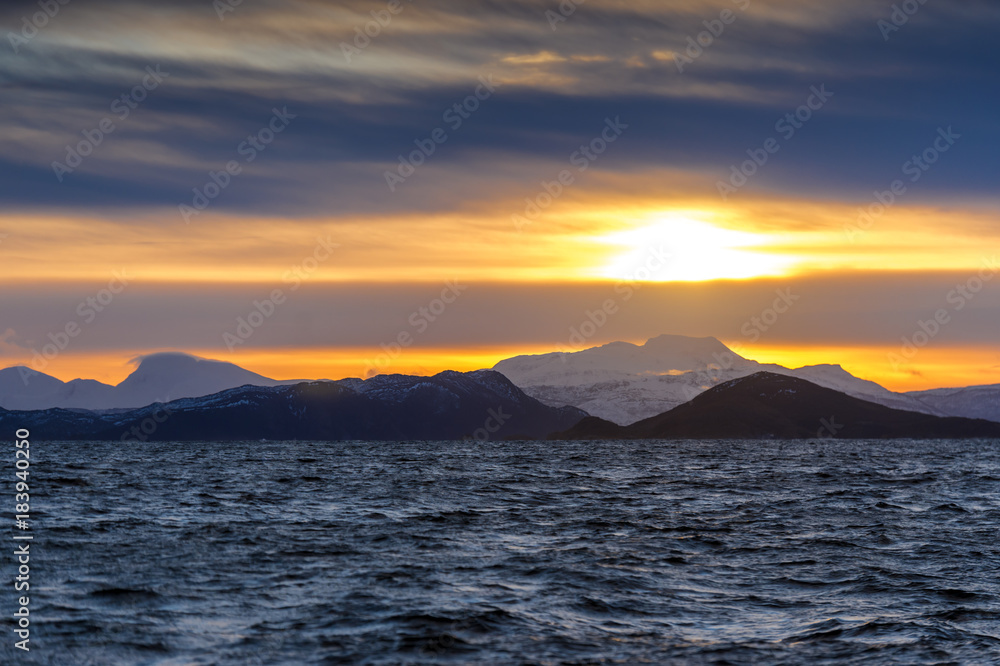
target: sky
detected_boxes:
[1,0,998,390]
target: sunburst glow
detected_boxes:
[595,214,797,282]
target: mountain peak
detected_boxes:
[796,363,845,372]
[0,366,64,391]
[555,370,1000,440]
[642,334,726,350]
[117,352,280,403]
[0,365,45,379]
[129,352,218,372]
[0,351,288,411]
[491,334,760,424]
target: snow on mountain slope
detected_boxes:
[0,352,299,411]
[905,384,1000,423]
[5,342,993,423]
[493,335,942,425]
[767,364,947,417]
[494,335,758,387]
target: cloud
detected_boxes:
[0,0,997,215]
[501,51,567,65]
[2,0,999,393]
[0,328,30,357]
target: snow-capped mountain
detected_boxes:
[494,335,758,386]
[5,341,996,425]
[905,384,1000,423]
[0,352,296,411]
[493,335,945,425]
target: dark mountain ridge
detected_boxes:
[9,370,999,442]
[554,372,1000,440]
[0,370,587,442]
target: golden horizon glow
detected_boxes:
[5,346,557,387]
[2,181,998,285]
[7,342,998,395]
[734,343,1000,393]
[3,173,998,399]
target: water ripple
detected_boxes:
[2,438,999,664]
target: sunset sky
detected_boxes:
[1,0,998,390]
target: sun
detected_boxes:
[593,213,797,282]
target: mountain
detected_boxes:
[493,335,944,424]
[0,353,291,411]
[0,366,116,411]
[494,335,755,384]
[492,335,754,425]
[0,370,587,441]
[113,352,287,407]
[554,372,1000,440]
[6,340,997,426]
[905,384,1000,423]
[778,363,941,415]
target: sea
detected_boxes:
[3,438,999,665]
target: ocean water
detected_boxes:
[4,438,1000,665]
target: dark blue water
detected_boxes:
[4,439,1000,664]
